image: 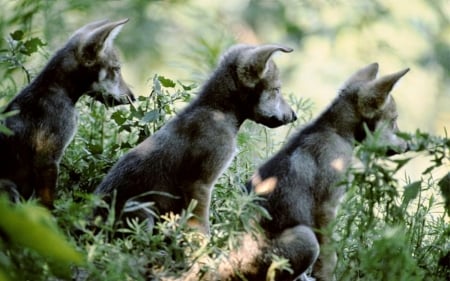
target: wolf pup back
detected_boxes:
[94,44,297,234]
[0,19,134,208]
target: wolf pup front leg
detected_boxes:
[0,19,134,208]
[94,44,297,234]
[243,63,410,281]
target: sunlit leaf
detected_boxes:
[0,196,84,266]
[158,76,176,88]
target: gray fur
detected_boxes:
[223,63,409,281]
[0,19,134,208]
[94,44,297,234]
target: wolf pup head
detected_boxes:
[68,19,134,105]
[221,44,297,128]
[342,63,409,154]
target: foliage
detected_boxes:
[335,129,450,281]
[0,1,449,280]
[0,196,83,281]
[0,29,46,82]
[58,74,193,194]
[0,22,44,135]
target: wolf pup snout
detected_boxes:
[237,45,297,128]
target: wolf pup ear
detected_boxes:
[71,19,110,38]
[342,62,379,89]
[358,67,409,116]
[78,18,129,65]
[237,44,293,88]
[368,67,409,97]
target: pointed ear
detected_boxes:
[342,62,379,88]
[71,19,110,38]
[367,67,409,97]
[78,18,128,63]
[359,67,409,115]
[238,44,293,87]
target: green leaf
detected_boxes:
[179,81,196,91]
[0,196,84,266]
[402,181,421,207]
[9,30,23,41]
[21,37,46,56]
[111,110,127,126]
[141,109,159,123]
[88,143,103,154]
[0,126,13,136]
[158,75,176,88]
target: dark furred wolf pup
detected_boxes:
[94,44,297,234]
[0,19,134,208]
[214,63,410,281]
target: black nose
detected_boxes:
[291,111,297,122]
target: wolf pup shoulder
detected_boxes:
[0,19,134,208]
[94,44,297,234]
[218,63,410,281]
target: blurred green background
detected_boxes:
[1,0,449,136]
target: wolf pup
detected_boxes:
[94,44,297,234]
[0,19,134,208]
[220,63,409,281]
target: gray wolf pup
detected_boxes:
[94,44,297,234]
[217,63,409,281]
[0,19,134,208]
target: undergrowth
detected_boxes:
[0,19,449,281]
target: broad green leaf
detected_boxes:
[111,110,127,126]
[22,37,46,56]
[141,109,159,123]
[9,30,23,41]
[0,197,84,265]
[158,76,176,88]
[402,181,421,207]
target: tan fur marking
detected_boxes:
[252,172,278,195]
[212,110,225,122]
[254,176,278,195]
[38,187,53,207]
[35,130,56,154]
[330,157,345,172]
